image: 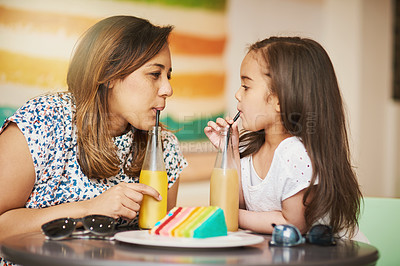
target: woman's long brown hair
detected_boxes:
[67,16,173,179]
[239,37,362,237]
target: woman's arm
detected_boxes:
[0,123,161,241]
[0,122,39,239]
[167,178,179,211]
[238,189,308,234]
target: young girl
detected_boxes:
[205,36,365,241]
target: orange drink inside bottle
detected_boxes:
[139,170,168,229]
[210,167,239,231]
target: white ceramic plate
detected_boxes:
[114,230,265,248]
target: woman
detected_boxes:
[0,16,187,241]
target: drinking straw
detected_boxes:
[222,111,241,168]
[226,111,241,145]
[155,110,160,141]
[233,111,241,123]
[156,110,160,128]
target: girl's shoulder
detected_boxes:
[274,136,312,171]
[275,136,308,158]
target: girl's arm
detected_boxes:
[237,148,245,209]
[238,189,308,234]
[0,123,161,241]
[239,178,246,209]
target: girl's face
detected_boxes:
[108,45,173,135]
[235,51,281,133]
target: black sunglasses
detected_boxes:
[269,223,336,247]
[41,215,116,240]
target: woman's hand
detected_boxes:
[84,182,161,220]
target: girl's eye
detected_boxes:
[242,85,249,90]
[167,73,171,80]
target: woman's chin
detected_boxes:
[142,122,156,131]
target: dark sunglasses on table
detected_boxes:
[269,223,336,247]
[41,215,116,240]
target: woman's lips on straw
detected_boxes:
[153,107,164,113]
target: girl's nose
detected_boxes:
[235,88,241,102]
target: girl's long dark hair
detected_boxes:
[67,16,173,179]
[239,37,362,237]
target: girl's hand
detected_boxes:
[204,116,240,150]
[84,182,161,220]
[204,117,228,148]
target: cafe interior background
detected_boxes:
[0,0,398,206]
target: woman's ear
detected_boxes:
[108,80,115,89]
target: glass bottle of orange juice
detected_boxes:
[139,125,168,229]
[210,126,239,231]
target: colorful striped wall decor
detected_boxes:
[0,0,227,145]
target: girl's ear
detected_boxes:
[275,101,281,113]
[272,95,280,113]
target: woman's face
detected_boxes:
[235,51,281,133]
[108,44,173,134]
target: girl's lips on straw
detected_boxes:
[235,110,242,120]
[233,111,241,122]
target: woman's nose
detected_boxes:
[159,80,173,98]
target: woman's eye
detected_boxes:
[242,85,249,90]
[150,72,161,79]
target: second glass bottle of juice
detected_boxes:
[138,126,168,229]
[210,126,239,231]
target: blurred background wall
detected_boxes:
[226,0,399,201]
[0,0,398,206]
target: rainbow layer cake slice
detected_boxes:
[149,206,228,238]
